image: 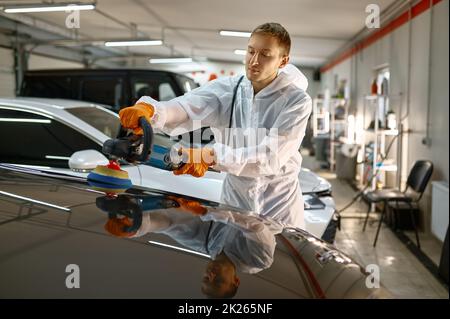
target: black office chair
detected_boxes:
[362,160,434,248]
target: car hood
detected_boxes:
[0,164,390,299]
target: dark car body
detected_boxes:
[19,69,199,112]
[0,164,390,298]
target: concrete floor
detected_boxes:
[302,154,449,299]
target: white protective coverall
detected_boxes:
[137,64,312,229]
[131,208,281,274]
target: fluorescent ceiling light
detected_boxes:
[149,58,193,64]
[234,49,247,55]
[219,30,251,38]
[105,40,163,47]
[45,155,71,161]
[3,3,96,13]
[0,118,51,123]
[0,191,71,212]
[148,241,210,258]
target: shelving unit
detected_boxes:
[312,98,330,137]
[358,94,403,194]
[312,97,348,170]
[329,98,349,171]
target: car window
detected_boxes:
[65,107,120,138]
[131,75,178,103]
[81,78,123,107]
[175,75,199,93]
[159,82,176,101]
[20,76,73,99]
[0,108,101,168]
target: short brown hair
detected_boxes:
[251,22,291,56]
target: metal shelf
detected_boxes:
[376,164,398,172]
[365,129,399,136]
[364,94,403,100]
[312,97,350,171]
[358,93,403,205]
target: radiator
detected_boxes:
[431,181,449,242]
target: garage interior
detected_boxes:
[0,0,448,299]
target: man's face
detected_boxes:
[245,33,289,83]
[201,259,239,298]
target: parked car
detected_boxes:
[19,68,199,112]
[18,68,217,144]
[0,97,336,240]
[0,164,390,298]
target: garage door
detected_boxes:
[0,47,15,97]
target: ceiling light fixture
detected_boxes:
[149,57,193,64]
[148,241,210,258]
[0,118,51,123]
[3,3,96,13]
[219,30,251,38]
[104,40,163,47]
[234,49,247,55]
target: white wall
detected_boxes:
[301,67,321,99]
[321,59,351,97]
[0,47,15,97]
[320,0,449,232]
[28,54,84,70]
[429,2,449,183]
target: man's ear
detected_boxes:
[279,55,289,69]
[233,276,241,287]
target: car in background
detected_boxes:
[0,164,390,298]
[19,68,199,112]
[18,68,216,144]
[0,97,337,240]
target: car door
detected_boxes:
[79,76,125,111]
[20,74,75,99]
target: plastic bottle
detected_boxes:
[371,79,378,95]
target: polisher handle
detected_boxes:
[138,117,154,162]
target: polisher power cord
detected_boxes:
[336,134,399,214]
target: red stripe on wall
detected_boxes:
[321,0,442,73]
[412,0,431,18]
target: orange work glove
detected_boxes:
[104,216,136,238]
[118,102,155,135]
[168,196,208,216]
[173,147,215,178]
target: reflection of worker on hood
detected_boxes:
[130,207,281,275]
[100,194,281,298]
[134,208,280,298]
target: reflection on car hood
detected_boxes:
[0,164,390,299]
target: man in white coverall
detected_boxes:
[119,22,312,229]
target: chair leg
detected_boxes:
[373,201,387,247]
[363,202,371,232]
[409,203,421,249]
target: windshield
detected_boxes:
[66,107,120,138]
